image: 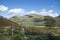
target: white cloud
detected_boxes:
[48,10,58,17]
[48,13,58,17]
[29,11,37,14]
[0,5,8,11]
[27,10,38,15]
[48,10,53,13]
[26,9,58,17]
[39,9,58,17]
[8,8,25,14]
[40,9,47,15]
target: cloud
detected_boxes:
[0,4,58,18]
[39,9,59,17]
[48,10,58,17]
[48,10,53,13]
[48,13,58,17]
[26,9,58,17]
[40,9,47,15]
[8,8,25,14]
[0,5,8,11]
[29,11,37,14]
[27,10,38,15]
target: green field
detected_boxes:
[24,26,60,36]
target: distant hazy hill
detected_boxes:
[10,14,45,26]
[10,14,44,21]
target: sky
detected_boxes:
[0,0,60,18]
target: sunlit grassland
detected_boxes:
[24,26,60,36]
[1,26,60,36]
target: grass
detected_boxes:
[1,26,60,36]
[24,26,60,36]
[0,36,11,40]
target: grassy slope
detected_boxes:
[24,26,60,36]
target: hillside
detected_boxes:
[0,15,21,29]
[10,14,45,26]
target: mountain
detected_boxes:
[10,14,44,22]
[9,14,45,26]
[0,15,21,29]
[55,15,60,27]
